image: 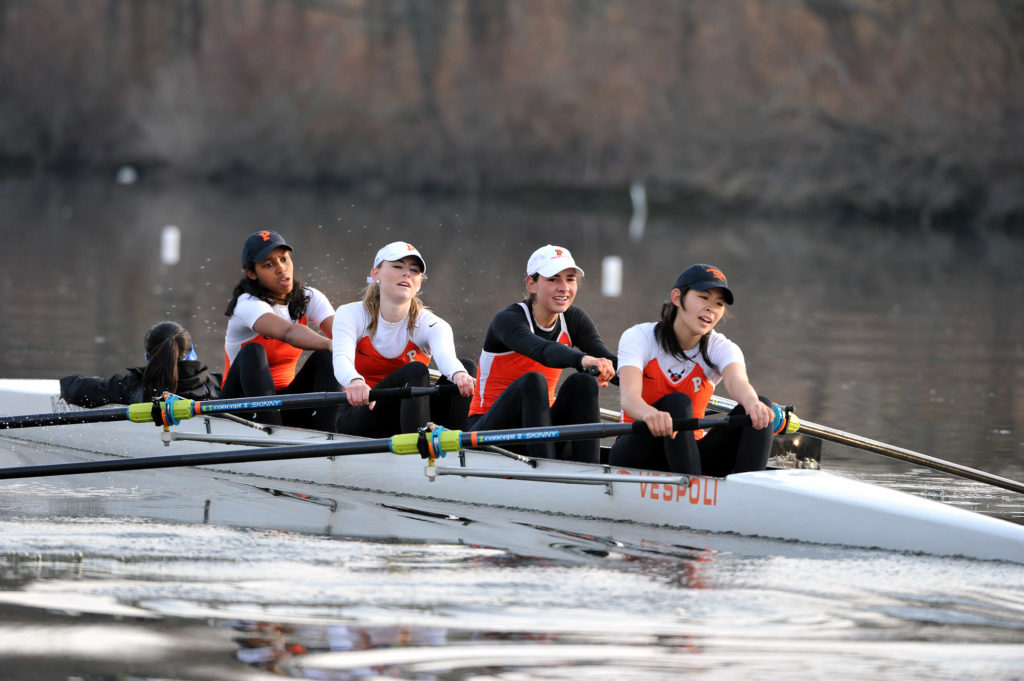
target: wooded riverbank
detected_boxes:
[1,0,1021,230]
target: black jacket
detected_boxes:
[60,360,222,408]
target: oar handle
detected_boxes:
[581,364,619,385]
[369,383,460,401]
[666,414,752,433]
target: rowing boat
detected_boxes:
[1,378,1023,564]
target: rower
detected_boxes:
[466,244,618,464]
[221,230,339,430]
[60,321,221,408]
[611,264,776,476]
[331,241,476,437]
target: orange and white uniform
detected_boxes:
[616,322,744,438]
[223,287,334,390]
[330,301,467,389]
[470,302,615,417]
[472,311,570,415]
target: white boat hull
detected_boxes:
[2,379,1023,563]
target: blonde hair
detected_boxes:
[361,282,429,337]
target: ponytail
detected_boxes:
[141,321,193,401]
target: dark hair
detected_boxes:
[225,269,310,321]
[142,321,193,401]
[653,287,718,372]
[522,273,540,304]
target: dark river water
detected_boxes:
[1,177,1023,679]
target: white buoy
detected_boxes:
[116,166,138,185]
[628,180,647,241]
[601,255,623,297]
[161,225,181,265]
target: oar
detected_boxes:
[0,384,459,430]
[0,414,750,480]
[706,395,1024,495]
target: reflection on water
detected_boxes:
[2,431,1024,680]
[1,506,1023,681]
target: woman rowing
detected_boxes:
[467,244,617,463]
[60,321,221,407]
[331,241,476,437]
[610,264,774,475]
[221,230,339,430]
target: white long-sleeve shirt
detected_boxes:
[331,302,467,388]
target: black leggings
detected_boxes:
[335,358,478,438]
[219,344,341,431]
[608,392,773,476]
[466,371,601,463]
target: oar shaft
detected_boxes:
[458,415,750,449]
[0,439,394,480]
[800,421,1024,495]
[0,384,459,430]
[191,384,457,416]
[708,394,1024,494]
[0,406,129,429]
[0,415,751,480]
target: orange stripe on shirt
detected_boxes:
[222,315,309,390]
[621,357,715,439]
[353,336,430,388]
[470,330,570,416]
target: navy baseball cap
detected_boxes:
[242,230,292,268]
[674,264,734,304]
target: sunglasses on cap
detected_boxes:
[145,344,197,363]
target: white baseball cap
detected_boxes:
[526,244,584,278]
[372,241,426,273]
